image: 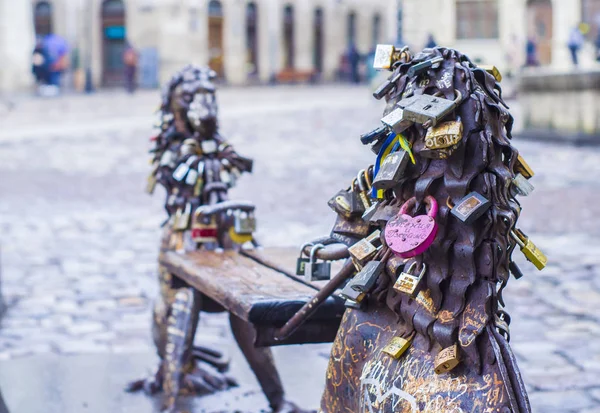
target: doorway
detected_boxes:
[283,5,295,69]
[208,0,225,78]
[527,0,553,65]
[101,0,126,87]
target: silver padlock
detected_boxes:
[305,244,331,282]
[399,91,463,127]
[511,173,535,197]
[234,210,256,235]
[372,151,410,191]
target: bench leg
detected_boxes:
[229,314,314,413]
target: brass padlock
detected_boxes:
[347,260,385,294]
[382,336,412,359]
[423,119,463,158]
[193,161,205,197]
[372,151,410,191]
[450,192,491,224]
[510,229,547,271]
[400,91,462,127]
[340,283,366,303]
[434,343,460,374]
[393,262,427,297]
[348,230,381,267]
[515,154,534,179]
[173,203,192,231]
[356,172,372,210]
[512,173,535,197]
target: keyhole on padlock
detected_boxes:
[423,104,432,110]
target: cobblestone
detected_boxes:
[0,86,599,411]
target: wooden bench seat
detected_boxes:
[159,247,346,347]
[275,69,316,84]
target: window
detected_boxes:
[348,12,357,44]
[373,14,382,45]
[208,0,223,18]
[283,5,295,69]
[456,0,499,39]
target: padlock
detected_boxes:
[172,156,197,182]
[510,229,547,270]
[512,173,535,197]
[305,244,331,282]
[200,139,218,154]
[356,172,372,210]
[234,210,256,235]
[296,242,313,276]
[385,196,439,259]
[370,203,400,226]
[228,226,253,245]
[450,192,491,224]
[373,71,402,100]
[372,44,397,70]
[362,201,380,222]
[146,173,158,195]
[348,230,382,267]
[344,298,365,310]
[159,150,176,168]
[193,162,205,197]
[509,261,524,280]
[360,126,389,145]
[185,168,199,186]
[191,209,218,243]
[480,65,502,82]
[515,154,534,179]
[220,168,232,186]
[382,336,412,359]
[420,118,464,159]
[372,150,410,191]
[340,283,366,303]
[381,107,413,134]
[393,262,427,297]
[331,215,371,240]
[399,91,463,127]
[180,139,200,156]
[407,56,444,77]
[327,183,365,219]
[173,203,192,231]
[348,260,385,294]
[434,343,460,374]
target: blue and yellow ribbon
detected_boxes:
[371,132,415,199]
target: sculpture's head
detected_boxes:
[162,65,219,136]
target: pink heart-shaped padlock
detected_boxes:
[385,196,439,258]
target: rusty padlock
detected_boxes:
[384,196,439,259]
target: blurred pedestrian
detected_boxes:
[425,34,437,49]
[123,41,138,93]
[32,37,50,89]
[525,37,539,67]
[347,42,361,84]
[43,33,69,95]
[567,26,584,66]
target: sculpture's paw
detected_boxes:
[272,401,317,413]
[182,362,238,395]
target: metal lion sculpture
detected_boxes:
[317,46,543,412]
[127,66,303,413]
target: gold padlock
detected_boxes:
[146,174,157,195]
[393,262,427,297]
[425,119,463,150]
[173,203,192,231]
[510,229,547,271]
[515,154,535,179]
[382,336,412,359]
[434,343,460,374]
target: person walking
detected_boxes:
[525,37,539,67]
[347,42,361,84]
[43,34,69,95]
[123,41,138,93]
[567,26,584,67]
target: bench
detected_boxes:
[275,69,317,84]
[158,247,347,347]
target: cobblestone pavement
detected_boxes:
[0,85,599,412]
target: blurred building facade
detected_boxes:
[401,0,600,74]
[24,0,396,90]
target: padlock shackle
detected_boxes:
[310,244,326,261]
[399,196,438,219]
[356,170,368,192]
